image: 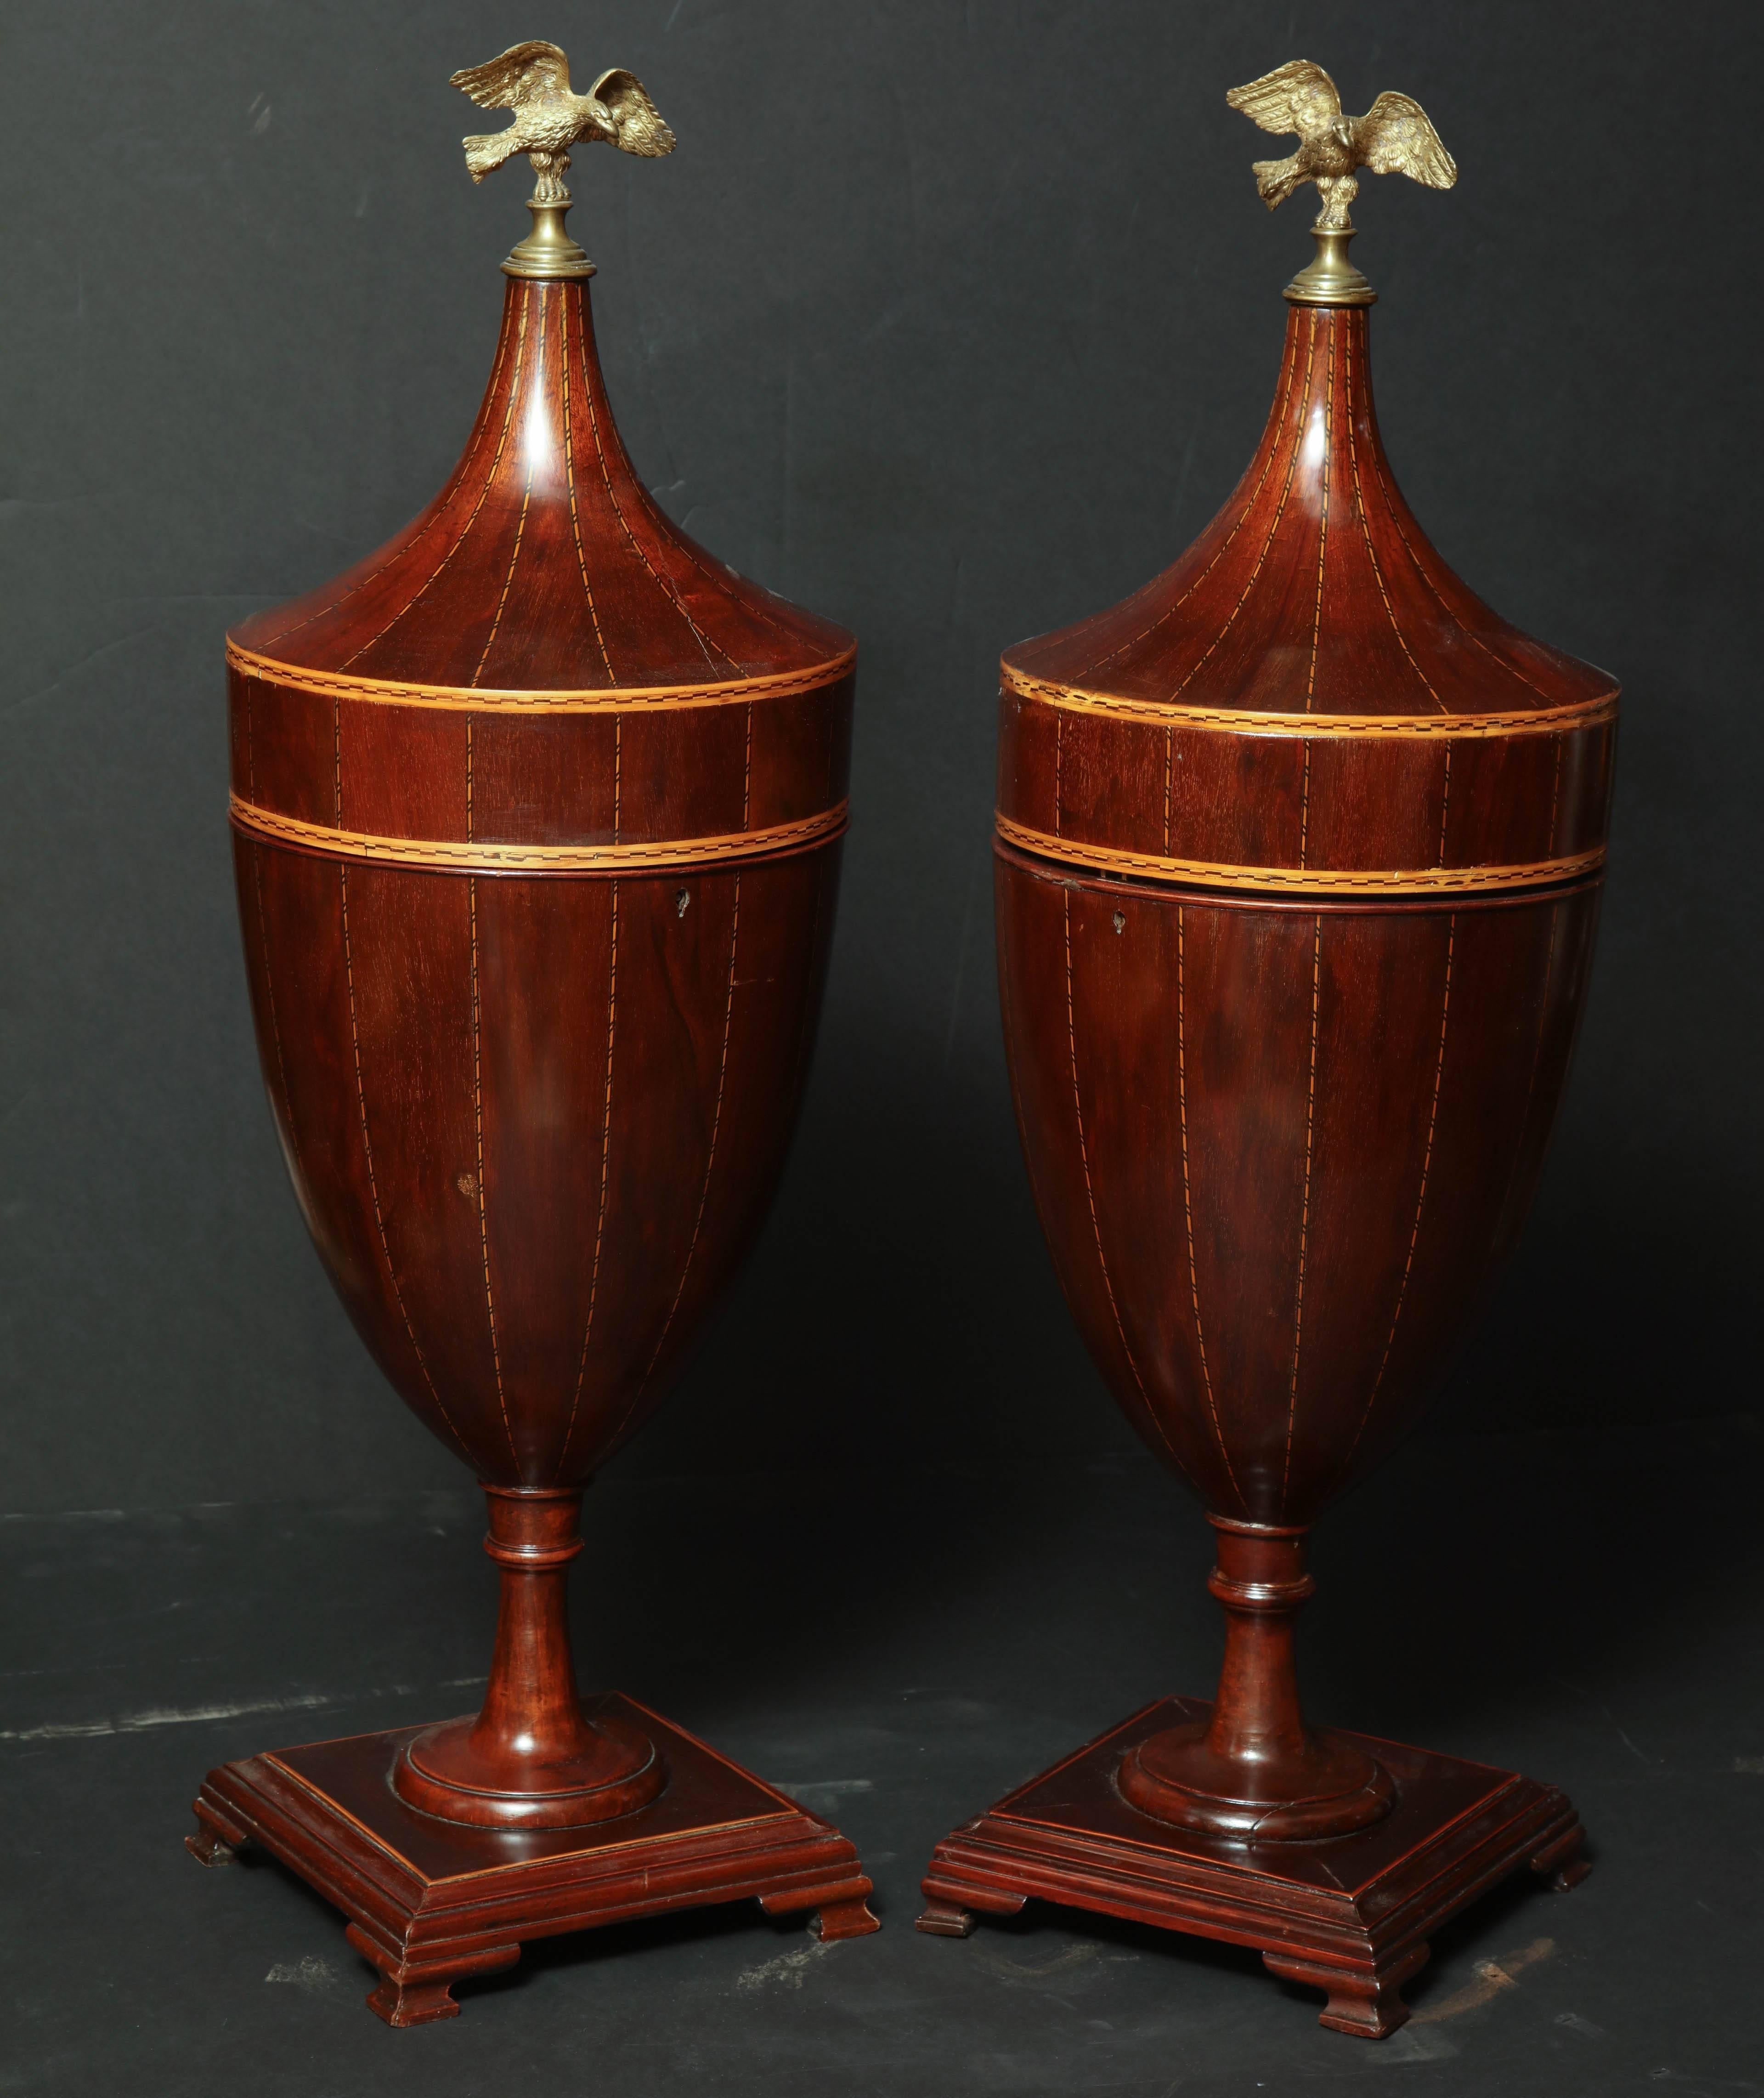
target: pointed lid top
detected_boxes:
[1007,64,1613,723]
[995,82,1616,906]
[1005,300,1614,723]
[231,44,849,696]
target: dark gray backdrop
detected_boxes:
[2,0,1756,1510]
[6,6,1763,2093]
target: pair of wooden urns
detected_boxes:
[190,50,1612,2042]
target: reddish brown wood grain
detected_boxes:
[235,278,849,688]
[922,294,1613,2036]
[997,305,1616,890]
[190,1698,878,2026]
[227,276,851,1491]
[918,1695,1588,2041]
[199,261,876,2005]
[996,852,1601,1522]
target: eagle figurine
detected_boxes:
[1227,60,1455,232]
[451,40,675,203]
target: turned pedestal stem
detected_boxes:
[470,1487,599,1765]
[1203,1520,1317,1770]
[1118,1518,1394,1842]
[392,1486,664,1828]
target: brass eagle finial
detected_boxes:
[449,40,675,279]
[1226,61,1456,305]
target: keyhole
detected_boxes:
[675,889,690,917]
[1112,911,1126,935]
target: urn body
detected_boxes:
[995,303,1616,1527]
[228,277,854,1490]
[919,106,1607,2028]
[192,86,881,1993]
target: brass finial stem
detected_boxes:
[503,189,595,281]
[1284,226,1375,308]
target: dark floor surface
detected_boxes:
[4,1416,1761,2096]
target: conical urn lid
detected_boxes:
[1000,73,1616,902]
[228,52,852,879]
[222,47,854,1488]
[229,278,848,695]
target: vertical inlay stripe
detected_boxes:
[1079,313,1306,679]
[339,294,530,671]
[1367,438,1555,706]
[1177,905,1246,1513]
[1280,913,1324,1500]
[469,871,517,1467]
[559,292,615,685]
[1438,744,1453,865]
[608,871,745,1449]
[580,331,735,677]
[1344,326,1447,714]
[253,307,516,653]
[1304,321,1334,709]
[558,869,620,1482]
[1065,890,1195,1487]
[338,864,464,1452]
[1298,740,1312,870]
[471,284,543,689]
[1332,915,1457,1488]
[1166,311,1323,706]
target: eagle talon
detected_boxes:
[528,154,571,207]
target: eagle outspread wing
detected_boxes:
[450,40,573,113]
[588,68,677,158]
[1352,93,1457,190]
[1225,60,1342,143]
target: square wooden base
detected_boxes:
[188,1691,879,2026]
[916,1696,1589,2038]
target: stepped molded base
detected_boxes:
[916,1695,1589,2040]
[188,1691,879,2026]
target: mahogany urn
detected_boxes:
[187,44,877,2025]
[920,63,1612,2038]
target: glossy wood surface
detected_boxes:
[996,850,1601,1526]
[228,277,852,1491]
[391,1488,665,1829]
[190,1699,878,2027]
[232,839,838,1485]
[998,306,1616,893]
[921,294,1613,2019]
[917,1696,1588,2040]
[233,277,850,690]
[1116,1519,1393,1838]
[201,256,870,1960]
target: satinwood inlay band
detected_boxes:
[232,794,848,875]
[1001,663,1617,739]
[995,812,1604,896]
[227,639,855,715]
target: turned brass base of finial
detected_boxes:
[503,195,595,280]
[1284,227,1375,308]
